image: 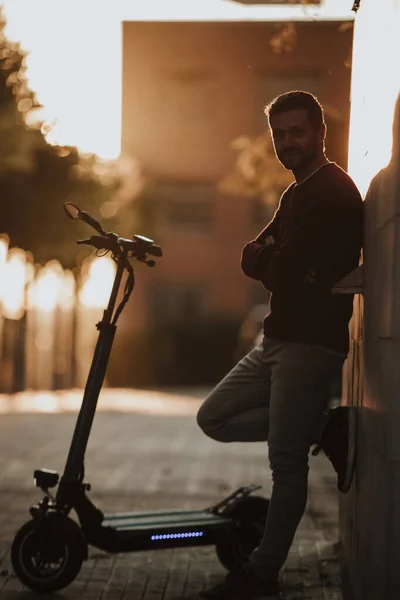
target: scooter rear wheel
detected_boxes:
[11,514,86,593]
[215,495,269,572]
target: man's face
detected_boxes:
[269,108,325,171]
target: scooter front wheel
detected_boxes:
[215,495,269,572]
[11,514,86,593]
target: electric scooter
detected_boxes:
[10,203,269,593]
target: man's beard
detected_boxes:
[277,143,319,171]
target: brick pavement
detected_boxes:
[0,389,343,599]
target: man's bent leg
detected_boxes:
[197,341,271,443]
[250,340,344,577]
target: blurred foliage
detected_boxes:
[219,133,292,204]
[269,0,317,54]
[0,9,145,267]
[220,113,349,205]
[220,110,349,203]
[221,3,353,203]
[0,11,43,174]
[270,0,353,57]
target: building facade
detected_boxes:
[121,19,353,325]
[117,18,354,384]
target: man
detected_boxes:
[195,91,363,599]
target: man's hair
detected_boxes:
[264,90,325,131]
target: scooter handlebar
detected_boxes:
[77,235,163,259]
[77,236,115,251]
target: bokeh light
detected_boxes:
[1,248,26,320]
[1,0,353,159]
[79,256,116,308]
[28,260,64,313]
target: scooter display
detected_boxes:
[10,203,269,593]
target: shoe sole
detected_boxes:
[341,405,357,493]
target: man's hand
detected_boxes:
[241,237,276,280]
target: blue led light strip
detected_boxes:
[151,531,204,541]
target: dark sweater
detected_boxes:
[241,162,363,355]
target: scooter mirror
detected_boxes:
[64,202,81,220]
[63,203,106,235]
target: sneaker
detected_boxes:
[317,405,357,494]
[198,564,280,599]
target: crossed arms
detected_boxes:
[241,197,353,293]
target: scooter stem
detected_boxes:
[59,253,127,489]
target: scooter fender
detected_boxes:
[37,512,89,561]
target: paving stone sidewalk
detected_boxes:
[0,391,343,600]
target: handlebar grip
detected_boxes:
[147,244,162,258]
[119,237,163,257]
[77,236,118,251]
[77,235,163,259]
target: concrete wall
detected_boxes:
[341,2,400,598]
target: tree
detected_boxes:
[219,4,353,207]
[219,110,349,207]
[0,11,44,175]
[235,0,353,57]
[219,132,292,205]
[0,9,144,267]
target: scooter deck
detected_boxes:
[88,508,232,553]
[102,507,231,530]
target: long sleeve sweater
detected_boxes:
[241,162,363,355]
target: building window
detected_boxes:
[167,198,213,232]
[159,69,219,123]
[149,283,208,322]
[144,181,214,233]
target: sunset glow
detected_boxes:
[347,0,400,196]
[2,0,353,160]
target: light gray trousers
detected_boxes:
[197,337,344,577]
